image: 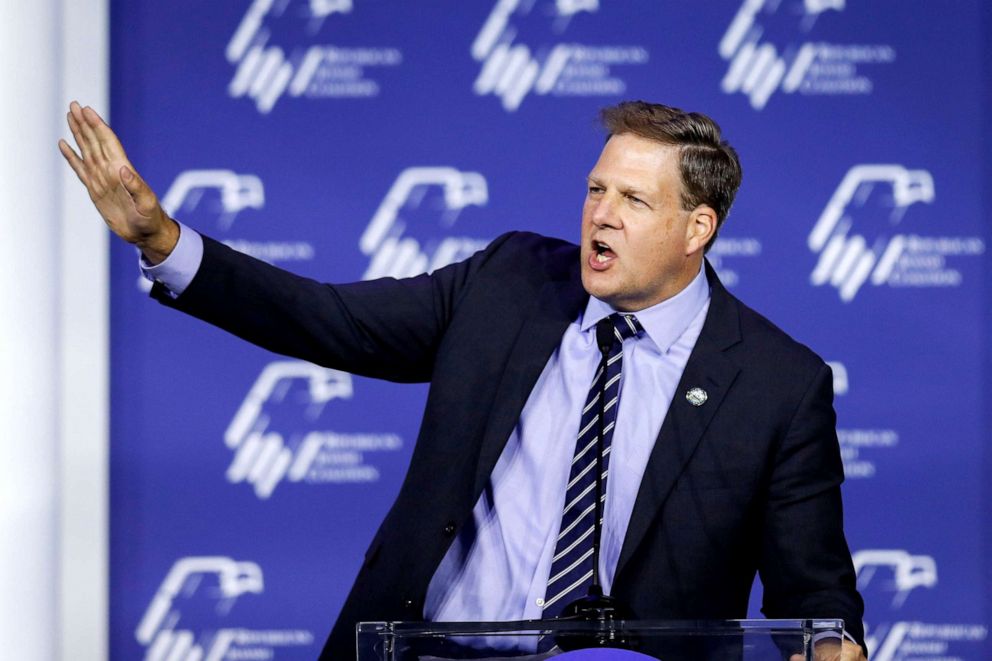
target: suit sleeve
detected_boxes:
[151,232,514,383]
[758,362,867,654]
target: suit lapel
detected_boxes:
[615,263,743,579]
[472,275,589,498]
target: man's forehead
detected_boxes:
[588,136,680,186]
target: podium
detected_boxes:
[357,618,845,660]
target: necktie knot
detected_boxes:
[608,313,643,344]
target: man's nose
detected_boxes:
[591,193,622,228]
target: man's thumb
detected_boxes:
[120,165,139,191]
[119,166,154,209]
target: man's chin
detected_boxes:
[580,270,619,306]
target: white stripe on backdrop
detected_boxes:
[0,1,108,659]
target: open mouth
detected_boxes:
[593,240,615,263]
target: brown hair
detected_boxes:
[600,101,742,251]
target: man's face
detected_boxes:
[580,133,709,311]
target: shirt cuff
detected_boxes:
[139,221,204,298]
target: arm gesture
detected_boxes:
[58,101,178,263]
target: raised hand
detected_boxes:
[58,101,178,264]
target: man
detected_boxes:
[60,100,867,660]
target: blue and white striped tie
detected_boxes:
[541,312,642,617]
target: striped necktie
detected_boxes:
[541,312,643,617]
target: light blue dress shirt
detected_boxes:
[423,264,710,624]
[141,221,203,296]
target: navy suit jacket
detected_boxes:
[153,231,865,659]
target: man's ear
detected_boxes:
[685,204,717,255]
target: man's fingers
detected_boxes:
[82,104,106,125]
[68,105,111,181]
[73,104,105,162]
[81,106,112,161]
[66,110,94,163]
[68,110,116,194]
[59,139,91,186]
[68,102,92,153]
[82,105,125,162]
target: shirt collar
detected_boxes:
[580,262,710,353]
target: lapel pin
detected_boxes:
[686,387,708,407]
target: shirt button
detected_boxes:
[536,598,545,607]
[442,523,456,536]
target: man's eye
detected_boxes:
[625,193,645,206]
[588,186,604,194]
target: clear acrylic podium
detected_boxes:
[357,618,845,660]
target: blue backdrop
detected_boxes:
[108,1,990,659]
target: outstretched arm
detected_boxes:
[58,101,177,263]
[58,100,525,383]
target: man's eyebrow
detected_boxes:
[585,175,651,197]
[617,184,656,204]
